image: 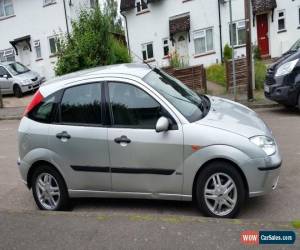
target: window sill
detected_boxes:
[277,29,287,34]
[234,44,246,49]
[136,10,150,16]
[144,58,155,63]
[0,15,16,21]
[298,26,300,29]
[162,55,170,59]
[194,51,216,58]
[36,58,43,62]
[182,0,192,2]
[49,54,57,58]
[43,2,57,7]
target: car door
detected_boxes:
[48,82,111,192]
[107,81,184,195]
[0,66,12,91]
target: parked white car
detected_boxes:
[0,62,45,97]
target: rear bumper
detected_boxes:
[17,157,29,187]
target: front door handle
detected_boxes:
[56,131,71,140]
[114,135,131,144]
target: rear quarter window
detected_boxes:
[28,91,61,123]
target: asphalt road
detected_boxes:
[0,107,299,249]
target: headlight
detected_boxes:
[20,79,32,85]
[250,136,276,156]
[275,59,299,77]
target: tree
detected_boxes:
[103,0,123,34]
[55,7,130,76]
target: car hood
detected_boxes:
[195,97,272,138]
[13,71,40,81]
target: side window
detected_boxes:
[108,82,162,129]
[0,66,9,77]
[29,92,60,123]
[60,83,102,125]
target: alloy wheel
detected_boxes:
[204,173,238,217]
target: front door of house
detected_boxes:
[19,43,32,67]
[257,14,269,57]
[175,33,189,66]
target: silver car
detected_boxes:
[0,61,45,98]
[18,64,282,218]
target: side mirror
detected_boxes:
[3,74,9,79]
[155,116,170,133]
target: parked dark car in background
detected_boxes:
[265,47,300,109]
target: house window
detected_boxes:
[48,36,59,55]
[229,20,246,46]
[278,10,286,31]
[163,39,169,57]
[0,49,15,62]
[298,7,300,26]
[0,0,14,18]
[136,0,148,13]
[193,28,214,55]
[43,0,56,6]
[142,42,154,61]
[34,40,42,59]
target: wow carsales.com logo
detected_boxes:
[240,230,296,245]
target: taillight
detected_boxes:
[23,90,44,117]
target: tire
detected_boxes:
[13,85,23,98]
[31,165,70,211]
[195,161,246,218]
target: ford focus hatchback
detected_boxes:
[18,64,282,218]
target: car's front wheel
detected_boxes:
[31,165,69,211]
[195,161,246,218]
[13,85,23,98]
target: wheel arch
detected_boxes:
[27,160,67,189]
[192,158,249,202]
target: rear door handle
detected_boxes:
[114,135,131,144]
[56,131,71,140]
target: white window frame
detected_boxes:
[48,35,59,56]
[43,0,56,7]
[142,42,154,61]
[0,48,15,62]
[229,20,246,47]
[162,38,170,57]
[0,0,14,19]
[34,40,42,59]
[136,0,148,13]
[277,10,286,31]
[193,27,214,55]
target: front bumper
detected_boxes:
[244,151,282,197]
[264,75,298,106]
[20,80,42,93]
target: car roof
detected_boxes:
[44,63,152,86]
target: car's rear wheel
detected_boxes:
[13,85,23,98]
[31,165,69,211]
[195,161,246,218]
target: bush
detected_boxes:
[255,60,267,90]
[223,44,232,61]
[169,50,185,69]
[253,45,261,60]
[206,64,226,86]
[55,8,131,76]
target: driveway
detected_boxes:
[0,107,299,221]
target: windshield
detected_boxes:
[7,62,30,75]
[143,68,210,122]
[290,39,300,52]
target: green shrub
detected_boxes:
[223,44,232,61]
[255,60,267,90]
[206,64,226,87]
[169,50,185,69]
[55,7,131,76]
[253,45,261,60]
